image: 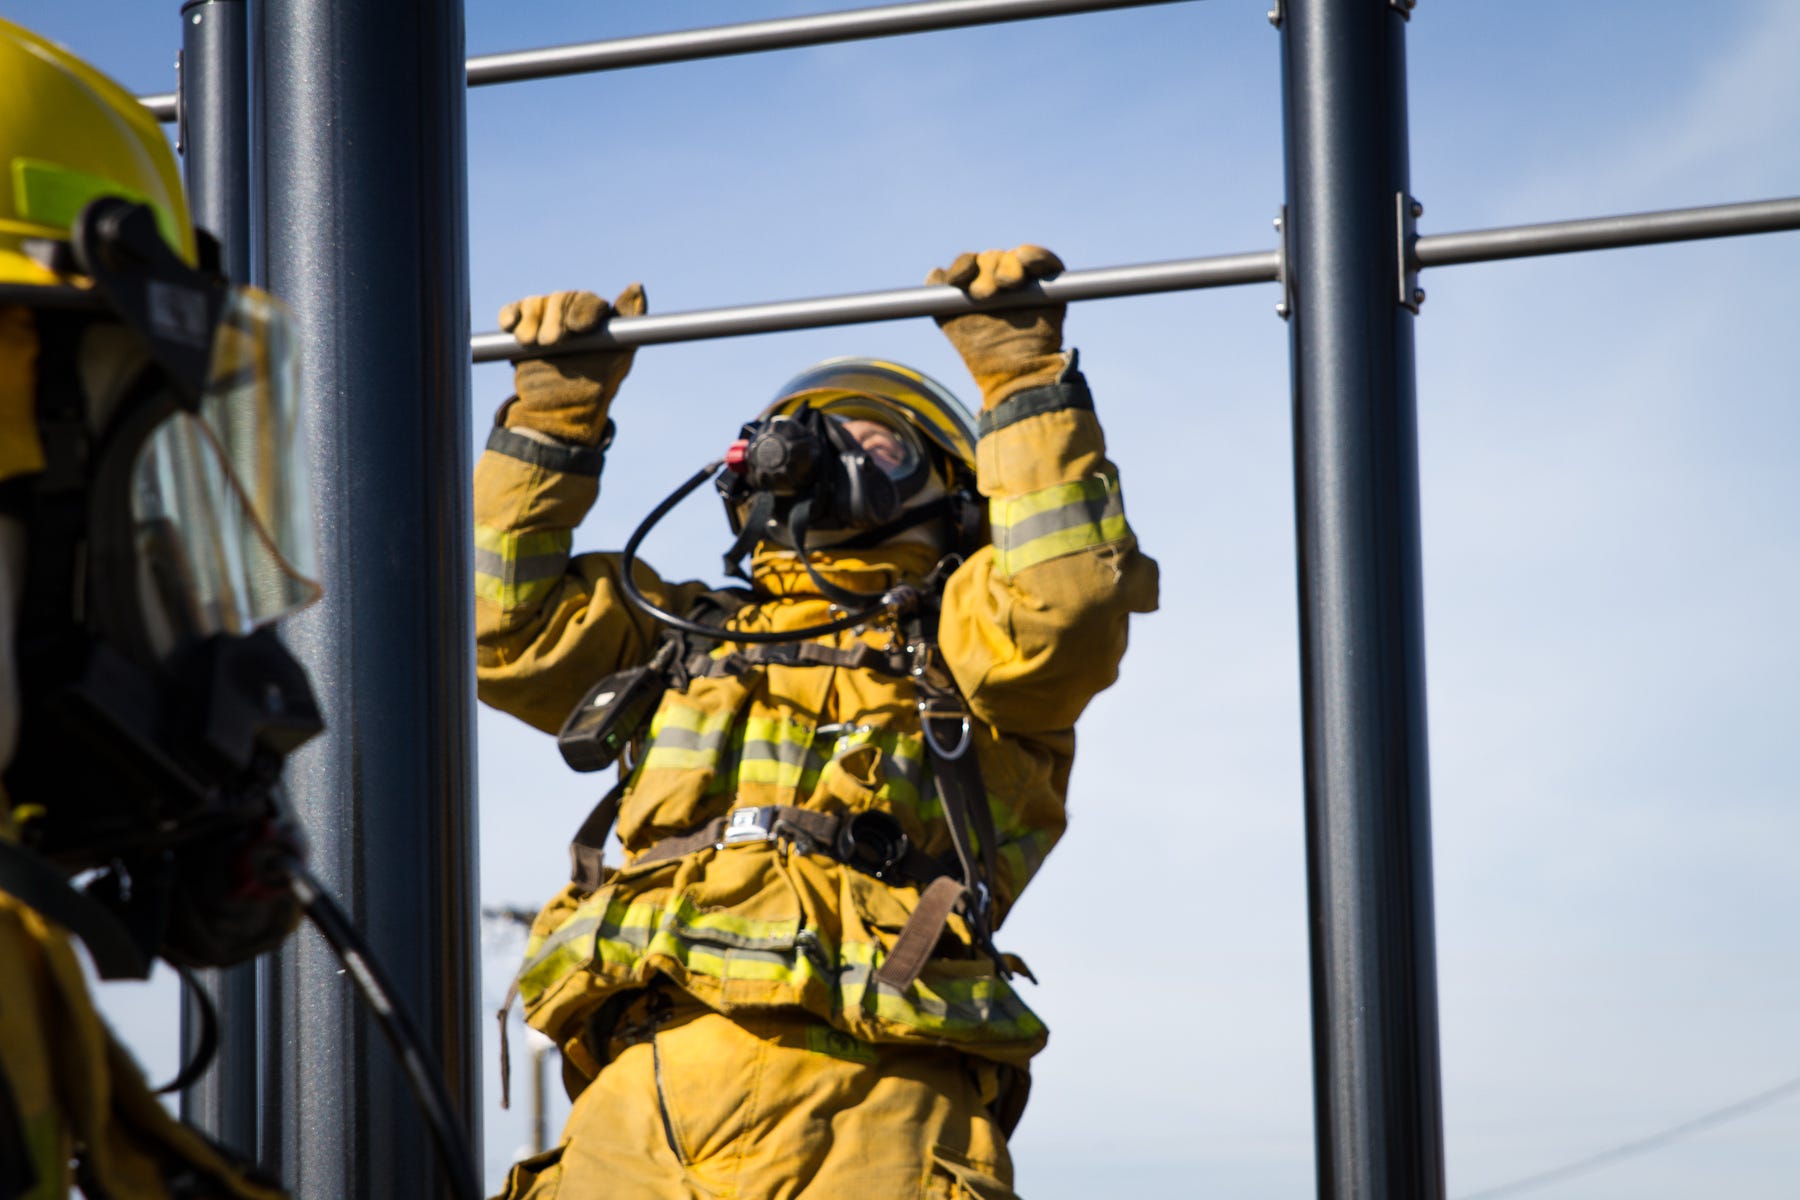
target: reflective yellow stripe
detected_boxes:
[12,157,181,249]
[473,524,571,609]
[638,701,739,776]
[990,470,1130,575]
[519,890,1046,1043]
[914,780,1051,896]
[637,713,930,807]
[996,828,1055,892]
[915,784,1032,842]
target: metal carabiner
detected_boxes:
[918,699,971,761]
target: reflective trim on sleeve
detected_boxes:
[989,470,1130,576]
[473,524,572,609]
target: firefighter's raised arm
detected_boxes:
[932,246,1161,734]
[474,284,711,733]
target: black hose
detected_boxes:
[287,863,484,1200]
[618,460,897,642]
[155,966,219,1095]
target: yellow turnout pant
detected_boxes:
[498,996,1018,1200]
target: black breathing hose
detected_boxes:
[286,863,484,1200]
[618,460,905,642]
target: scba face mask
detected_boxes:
[1,198,322,977]
[718,401,933,541]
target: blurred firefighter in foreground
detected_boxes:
[481,244,1157,1198]
[0,18,324,1197]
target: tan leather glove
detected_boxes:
[927,245,1066,409]
[500,284,646,446]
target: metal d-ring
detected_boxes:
[918,700,971,761]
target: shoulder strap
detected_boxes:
[870,729,1008,994]
[568,776,628,894]
[565,585,753,892]
[872,612,1011,993]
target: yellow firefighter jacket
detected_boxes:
[475,371,1158,1077]
[0,825,287,1200]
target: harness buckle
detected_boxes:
[721,806,779,845]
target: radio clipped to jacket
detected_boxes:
[557,659,669,773]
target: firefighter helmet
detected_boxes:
[0,18,195,285]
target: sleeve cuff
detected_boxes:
[977,367,1094,438]
[485,419,612,477]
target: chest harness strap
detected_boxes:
[552,574,1011,1008]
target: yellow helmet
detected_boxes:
[764,357,978,482]
[0,18,194,285]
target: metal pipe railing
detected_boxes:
[472,194,1800,361]
[1414,195,1800,267]
[141,0,1195,120]
[468,0,1193,85]
[469,252,1276,361]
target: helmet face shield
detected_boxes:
[55,202,321,649]
[191,285,317,623]
[130,290,318,641]
[14,281,320,656]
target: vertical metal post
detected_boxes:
[177,0,250,279]
[254,2,479,1196]
[176,0,258,1159]
[1279,3,1446,1199]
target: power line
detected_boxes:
[1456,1071,1800,1200]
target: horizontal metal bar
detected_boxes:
[473,192,1800,362]
[469,251,1278,362]
[466,0,1195,86]
[1415,196,1800,268]
[141,0,1193,121]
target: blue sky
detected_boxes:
[14,1,1800,1196]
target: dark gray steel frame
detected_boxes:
[174,0,258,1158]
[157,2,1800,1198]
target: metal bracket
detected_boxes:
[173,50,186,155]
[1397,193,1424,313]
[1275,208,1292,321]
[1389,0,1417,18]
[1267,0,1283,27]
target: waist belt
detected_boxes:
[644,804,973,994]
[565,797,978,994]
[634,803,943,885]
